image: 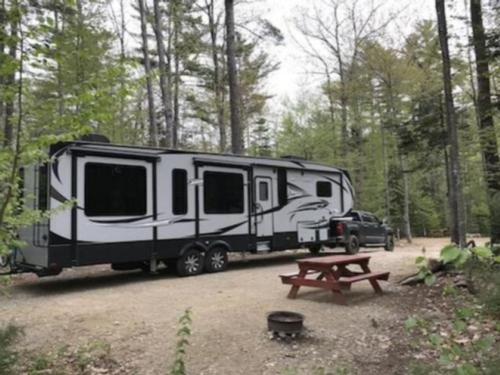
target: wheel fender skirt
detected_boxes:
[179,241,208,257]
[207,240,231,252]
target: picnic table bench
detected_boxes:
[279,254,389,305]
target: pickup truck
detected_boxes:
[330,211,394,254]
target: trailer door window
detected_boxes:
[204,171,244,214]
[172,169,188,215]
[316,181,332,197]
[85,163,147,216]
[258,181,269,201]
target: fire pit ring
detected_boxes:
[267,311,304,337]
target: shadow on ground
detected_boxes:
[11,248,386,297]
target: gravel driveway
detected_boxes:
[0,238,473,374]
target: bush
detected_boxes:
[464,258,500,318]
[0,324,22,375]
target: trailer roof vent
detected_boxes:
[80,134,110,143]
[280,155,307,161]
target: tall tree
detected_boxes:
[152,0,174,148]
[3,0,19,147]
[436,0,466,247]
[224,0,243,154]
[206,0,226,152]
[470,0,500,244]
[137,0,158,146]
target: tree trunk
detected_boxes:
[173,2,180,149]
[224,0,243,154]
[138,0,158,147]
[401,154,413,243]
[0,0,6,127]
[3,1,18,147]
[54,9,64,118]
[470,0,500,244]
[207,0,226,153]
[117,0,126,142]
[152,0,173,148]
[436,0,466,247]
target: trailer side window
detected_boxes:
[277,168,287,206]
[316,181,332,197]
[172,169,188,215]
[204,171,244,214]
[37,164,49,211]
[85,163,147,216]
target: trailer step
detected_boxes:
[257,241,271,251]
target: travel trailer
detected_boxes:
[3,139,354,277]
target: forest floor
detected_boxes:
[0,237,492,374]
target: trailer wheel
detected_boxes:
[308,245,322,256]
[205,247,228,273]
[0,253,10,268]
[345,235,360,254]
[384,235,395,251]
[177,248,204,276]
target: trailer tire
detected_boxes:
[384,234,395,251]
[205,247,228,273]
[177,248,204,276]
[0,253,10,268]
[345,235,360,254]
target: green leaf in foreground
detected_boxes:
[440,245,461,264]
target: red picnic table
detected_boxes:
[279,254,390,305]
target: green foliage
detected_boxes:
[171,308,193,375]
[0,324,22,375]
[415,256,437,286]
[408,305,499,375]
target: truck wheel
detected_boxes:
[177,248,204,276]
[308,245,322,256]
[205,247,228,273]
[345,235,360,254]
[384,235,395,251]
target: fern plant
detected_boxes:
[171,308,192,375]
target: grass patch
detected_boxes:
[0,324,22,375]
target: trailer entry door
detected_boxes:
[255,176,273,238]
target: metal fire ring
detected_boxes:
[267,311,304,336]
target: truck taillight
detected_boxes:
[336,222,345,236]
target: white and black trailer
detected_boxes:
[5,139,354,276]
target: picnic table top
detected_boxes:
[296,254,371,266]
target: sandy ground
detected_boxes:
[0,237,487,374]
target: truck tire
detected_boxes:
[177,248,204,276]
[345,235,360,254]
[384,234,395,251]
[204,247,228,273]
[308,245,322,256]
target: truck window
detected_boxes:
[84,163,147,217]
[362,214,375,223]
[316,181,332,197]
[172,169,188,215]
[204,171,244,214]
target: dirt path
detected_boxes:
[0,238,485,374]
